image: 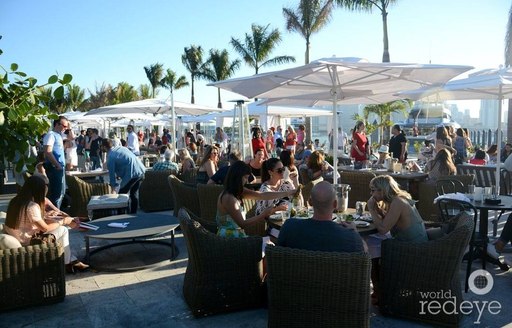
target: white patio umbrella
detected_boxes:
[399,67,512,188]
[209,57,473,183]
[85,98,222,149]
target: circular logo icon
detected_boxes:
[468,269,493,295]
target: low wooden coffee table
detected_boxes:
[83,213,179,271]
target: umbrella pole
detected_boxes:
[329,65,339,185]
[171,91,176,152]
[496,86,503,192]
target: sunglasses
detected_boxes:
[275,167,285,174]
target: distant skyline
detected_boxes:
[1,0,510,116]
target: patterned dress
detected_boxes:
[216,199,247,238]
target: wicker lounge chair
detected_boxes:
[65,175,110,217]
[197,183,224,225]
[168,175,200,217]
[178,208,265,317]
[379,213,474,326]
[265,245,371,328]
[241,198,266,237]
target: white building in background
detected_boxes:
[480,99,499,129]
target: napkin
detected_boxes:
[107,222,130,228]
[434,192,470,204]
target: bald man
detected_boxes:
[277,181,364,253]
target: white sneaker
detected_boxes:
[487,243,501,260]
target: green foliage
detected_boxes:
[201,49,241,108]
[230,23,295,74]
[413,141,422,154]
[355,101,408,144]
[0,47,71,172]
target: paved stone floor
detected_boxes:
[1,188,511,327]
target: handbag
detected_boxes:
[30,232,57,245]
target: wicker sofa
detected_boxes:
[178,208,266,317]
[0,227,66,311]
[339,171,376,208]
[139,169,177,212]
[266,245,371,328]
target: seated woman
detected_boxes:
[246,148,265,183]
[424,148,456,182]
[196,145,219,184]
[366,175,428,302]
[279,150,300,188]
[486,144,498,164]
[256,158,298,215]
[216,161,296,238]
[178,148,196,174]
[469,149,487,165]
[4,175,88,273]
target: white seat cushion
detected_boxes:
[0,233,22,250]
[87,194,130,211]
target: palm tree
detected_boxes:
[283,0,334,64]
[335,0,397,62]
[181,45,204,104]
[231,23,295,74]
[144,63,164,98]
[39,86,66,113]
[138,84,151,99]
[114,82,139,103]
[353,101,407,144]
[201,49,241,108]
[160,69,189,96]
[66,84,86,111]
[83,83,115,111]
[506,3,512,142]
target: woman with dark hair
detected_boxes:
[256,158,297,215]
[424,148,456,181]
[246,148,265,182]
[279,149,299,188]
[251,127,268,159]
[501,143,512,162]
[470,149,487,165]
[389,124,407,163]
[453,128,470,164]
[196,145,219,184]
[350,121,368,164]
[4,175,88,273]
[216,161,296,237]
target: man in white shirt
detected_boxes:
[126,124,140,155]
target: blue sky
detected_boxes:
[1,0,510,115]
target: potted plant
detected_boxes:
[0,42,71,192]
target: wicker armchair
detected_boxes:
[65,175,110,217]
[197,183,224,225]
[379,214,474,326]
[181,207,217,234]
[178,208,265,317]
[139,169,177,212]
[178,168,198,185]
[168,175,199,217]
[0,243,66,311]
[266,246,371,328]
[339,171,376,208]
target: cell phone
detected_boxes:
[64,129,71,135]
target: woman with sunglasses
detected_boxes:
[196,145,219,184]
[256,158,297,215]
[217,161,296,238]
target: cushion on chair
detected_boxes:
[0,233,22,249]
[426,227,445,241]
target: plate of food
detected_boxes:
[269,211,283,221]
[354,220,370,228]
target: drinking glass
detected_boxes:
[467,184,475,200]
[492,185,500,199]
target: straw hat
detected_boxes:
[378,145,389,153]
